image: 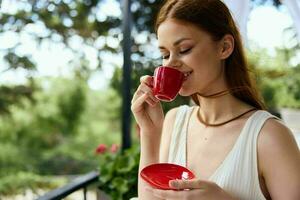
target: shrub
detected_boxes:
[96,144,140,200]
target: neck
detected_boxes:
[196,92,251,125]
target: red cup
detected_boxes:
[152,66,184,102]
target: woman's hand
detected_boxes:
[131,75,164,134]
[147,179,238,200]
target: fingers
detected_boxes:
[132,87,157,107]
[131,92,149,112]
[169,179,210,190]
[146,180,222,200]
[146,187,184,200]
[139,84,158,102]
[131,75,158,108]
[152,189,177,199]
[136,75,156,102]
[140,75,153,87]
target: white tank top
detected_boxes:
[168,105,277,200]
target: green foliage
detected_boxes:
[3,52,36,71]
[98,145,140,200]
[0,143,26,176]
[0,0,121,116]
[0,82,35,115]
[57,81,86,135]
[0,172,64,196]
[247,48,300,109]
[0,76,122,195]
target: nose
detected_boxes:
[163,54,182,69]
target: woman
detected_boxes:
[131,0,300,199]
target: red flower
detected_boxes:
[95,144,107,154]
[110,144,119,153]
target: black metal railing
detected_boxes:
[36,171,99,200]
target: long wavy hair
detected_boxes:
[155,0,265,109]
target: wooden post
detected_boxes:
[121,0,132,151]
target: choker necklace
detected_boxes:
[197,108,257,127]
[196,86,250,98]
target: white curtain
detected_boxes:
[282,0,300,42]
[223,0,251,45]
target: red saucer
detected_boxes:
[140,163,195,190]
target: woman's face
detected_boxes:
[157,19,227,96]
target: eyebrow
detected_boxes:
[159,38,192,49]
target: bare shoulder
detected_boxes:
[159,106,180,162]
[258,117,300,199]
[258,117,298,151]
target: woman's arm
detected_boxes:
[138,107,178,200]
[138,129,162,200]
[258,119,300,200]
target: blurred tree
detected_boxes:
[248,47,300,110]
[0,76,121,175]
[0,0,121,114]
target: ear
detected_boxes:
[219,34,234,59]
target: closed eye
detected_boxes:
[161,54,170,60]
[161,48,192,60]
[180,48,192,55]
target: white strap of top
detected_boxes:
[168,105,194,166]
